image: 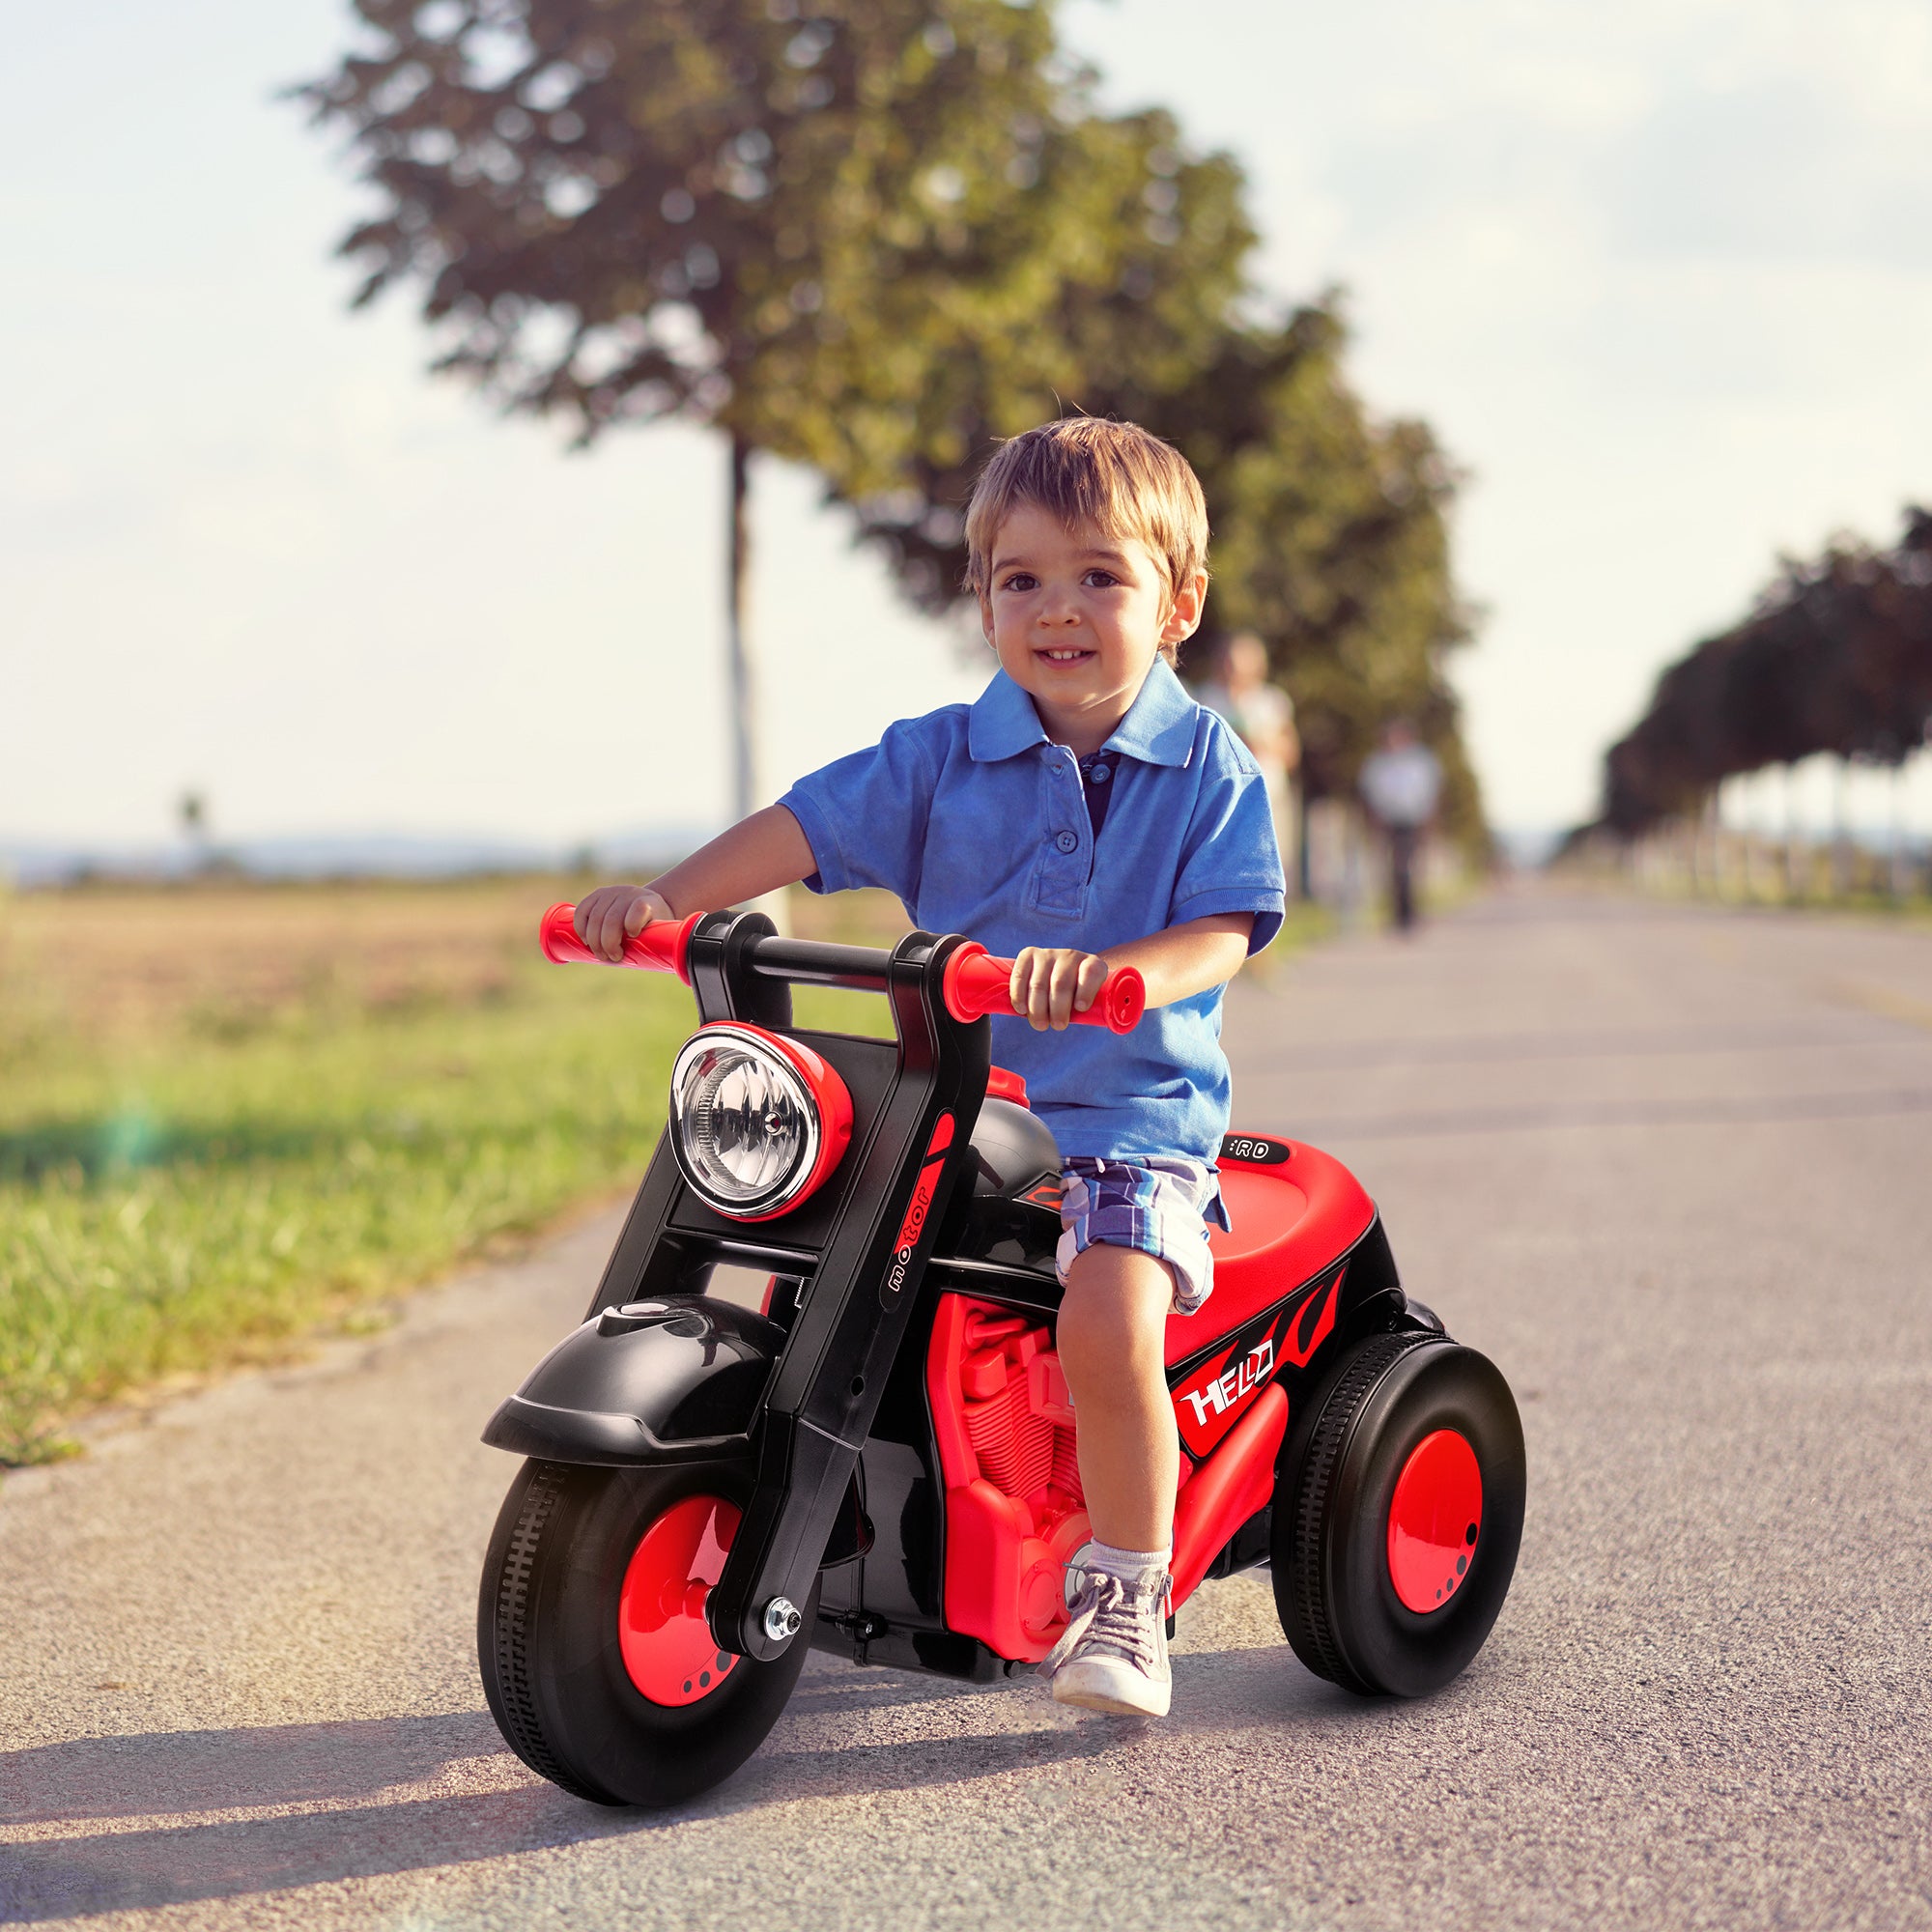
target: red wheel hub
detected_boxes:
[617,1494,743,1707]
[1386,1429,1483,1614]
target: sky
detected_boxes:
[5,0,1931,855]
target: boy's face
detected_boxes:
[979,502,1207,753]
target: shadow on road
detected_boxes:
[1,1784,599,1922]
[0,1713,506,1825]
[0,1647,1358,1919]
[0,1676,1164,1921]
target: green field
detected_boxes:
[0,881,1326,1465]
[0,883,702,1463]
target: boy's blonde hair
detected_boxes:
[964,417,1209,661]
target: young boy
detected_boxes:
[575,417,1285,1716]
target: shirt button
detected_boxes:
[1055,830,1079,854]
[1090,763,1111,782]
[1049,763,1065,776]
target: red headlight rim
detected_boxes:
[668,1023,853,1223]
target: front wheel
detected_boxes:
[1273,1334,1524,1697]
[479,1459,817,1806]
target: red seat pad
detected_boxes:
[1165,1141,1375,1366]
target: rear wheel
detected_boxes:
[479,1460,817,1805]
[1273,1334,1524,1696]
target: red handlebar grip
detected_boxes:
[539,902,701,981]
[941,944,1146,1035]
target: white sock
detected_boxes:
[1087,1540,1171,1580]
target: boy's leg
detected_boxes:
[1054,1240,1179,1550]
[1044,1239,1179,1717]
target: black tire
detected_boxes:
[1273,1334,1524,1697]
[478,1459,818,1806]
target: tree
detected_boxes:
[299,0,1069,818]
[1595,508,1932,840]
[301,3,1488,852]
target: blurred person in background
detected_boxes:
[1359,719,1441,932]
[1194,633,1301,898]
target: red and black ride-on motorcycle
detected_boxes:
[478,907,1525,1806]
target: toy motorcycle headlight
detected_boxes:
[668,1024,853,1221]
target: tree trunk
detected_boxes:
[725,434,757,825]
[724,435,790,934]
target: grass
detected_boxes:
[0,877,1327,1465]
[0,878,718,1463]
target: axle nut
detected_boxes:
[761,1596,804,1644]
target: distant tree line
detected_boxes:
[1598,510,1932,838]
[300,0,1479,838]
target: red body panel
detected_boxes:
[942,944,1146,1034]
[1167,1140,1374,1366]
[1170,1382,1288,1606]
[540,902,702,980]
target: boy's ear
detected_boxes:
[1161,568,1210,646]
[977,589,997,647]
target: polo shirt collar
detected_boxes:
[1102,657,1199,767]
[967,669,1049,761]
[967,657,1199,767]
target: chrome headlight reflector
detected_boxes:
[668,1023,851,1221]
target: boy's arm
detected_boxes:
[1011,914,1255,1032]
[574,806,816,961]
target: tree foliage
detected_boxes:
[299,0,1068,458]
[301,0,1483,838]
[1600,510,1932,836]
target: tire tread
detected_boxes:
[487,1463,604,1801]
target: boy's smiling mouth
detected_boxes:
[1037,646,1096,665]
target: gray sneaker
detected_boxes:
[1039,1548,1172,1717]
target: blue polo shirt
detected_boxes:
[779,659,1285,1162]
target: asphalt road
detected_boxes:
[5,882,1931,1930]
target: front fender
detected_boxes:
[481,1295,781,1466]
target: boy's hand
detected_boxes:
[574,884,675,964]
[1009,947,1111,1031]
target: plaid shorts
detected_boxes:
[1055,1156,1231,1317]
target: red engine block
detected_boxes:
[928,1291,1293,1662]
[926,1295,1093,1662]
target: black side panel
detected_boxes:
[1338,1213,1406,1337]
[480,1296,782,1465]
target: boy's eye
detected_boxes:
[1000,572,1037,592]
[1082,569,1121,588]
